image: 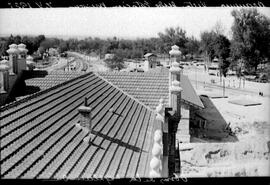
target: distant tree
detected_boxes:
[107,36,119,52]
[131,49,143,59]
[33,35,46,52]
[38,46,45,56]
[230,8,270,73]
[212,21,226,36]
[213,34,231,77]
[58,41,69,53]
[185,36,200,56]
[7,34,14,46]
[200,31,218,62]
[40,39,53,51]
[13,35,21,44]
[158,27,188,53]
[21,36,36,54]
[0,39,8,56]
[104,50,125,71]
[0,35,16,56]
[37,35,46,43]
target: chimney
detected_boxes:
[6,44,19,75]
[76,97,92,142]
[17,43,28,72]
[0,60,10,93]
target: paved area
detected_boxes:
[183,66,270,97]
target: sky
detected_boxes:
[0,7,269,40]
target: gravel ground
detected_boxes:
[179,74,270,177]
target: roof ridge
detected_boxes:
[0,72,93,112]
[94,72,155,113]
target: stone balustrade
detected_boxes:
[149,99,166,178]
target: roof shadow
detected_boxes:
[23,70,49,80]
[92,130,145,153]
[89,139,105,150]
[190,95,238,143]
[24,85,41,95]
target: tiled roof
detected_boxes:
[0,72,155,179]
[24,70,82,91]
[98,71,204,109]
[98,72,169,110]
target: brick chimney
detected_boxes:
[0,60,10,93]
[76,97,92,142]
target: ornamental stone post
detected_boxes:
[169,45,182,118]
[17,43,28,72]
[0,60,10,93]
[6,44,19,74]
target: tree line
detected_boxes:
[0,8,269,74]
[201,8,270,76]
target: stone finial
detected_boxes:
[18,43,26,48]
[154,130,162,144]
[156,99,164,112]
[156,98,165,121]
[0,59,9,66]
[152,143,162,157]
[169,61,181,74]
[18,43,28,54]
[150,156,161,170]
[0,64,9,71]
[26,55,33,61]
[169,80,182,94]
[7,44,19,55]
[149,170,161,178]
[169,45,181,57]
[9,43,17,48]
[159,98,164,105]
[149,129,163,178]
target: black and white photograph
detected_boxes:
[0,4,269,180]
